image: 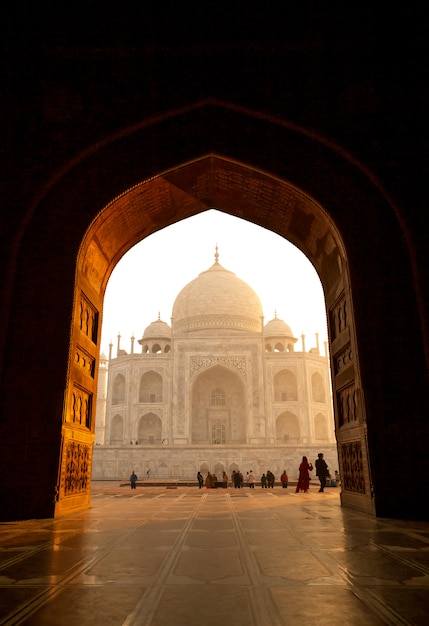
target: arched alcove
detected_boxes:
[314,412,330,441]
[112,373,126,405]
[273,369,298,402]
[311,372,326,403]
[138,412,162,444]
[276,411,300,444]
[139,371,163,403]
[190,362,246,444]
[109,414,124,445]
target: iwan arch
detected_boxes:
[1,103,426,521]
[77,152,356,517]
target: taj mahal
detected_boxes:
[93,248,338,483]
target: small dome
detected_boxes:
[264,314,297,352]
[142,316,171,339]
[264,315,294,338]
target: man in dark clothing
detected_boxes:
[315,453,329,492]
[233,470,241,489]
[130,471,138,489]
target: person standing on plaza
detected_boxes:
[233,471,241,488]
[130,470,138,489]
[280,470,288,488]
[267,470,275,488]
[247,470,255,488]
[197,471,204,489]
[295,456,313,493]
[260,473,267,488]
[315,453,329,492]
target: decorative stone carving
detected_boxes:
[337,383,357,426]
[190,355,247,379]
[138,366,164,375]
[334,344,353,374]
[71,386,92,429]
[340,441,366,494]
[139,407,163,419]
[176,314,260,334]
[272,364,298,376]
[79,292,99,343]
[64,441,90,495]
[330,294,348,341]
[75,345,95,377]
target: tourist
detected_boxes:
[315,453,329,492]
[197,471,204,489]
[205,472,212,488]
[295,456,313,493]
[222,471,228,488]
[130,470,138,489]
[267,470,275,488]
[247,470,255,488]
[260,473,267,488]
[280,469,288,488]
[233,471,241,489]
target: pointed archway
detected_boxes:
[57,154,371,516]
[6,102,421,521]
[191,363,246,445]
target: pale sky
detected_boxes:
[100,210,329,356]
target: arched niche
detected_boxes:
[137,412,162,445]
[190,362,246,444]
[139,371,163,403]
[273,369,298,402]
[276,410,300,444]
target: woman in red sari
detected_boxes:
[295,456,313,493]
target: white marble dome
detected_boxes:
[264,315,294,338]
[172,251,263,334]
[142,316,171,339]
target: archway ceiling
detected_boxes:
[81,156,344,302]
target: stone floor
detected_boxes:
[1,482,429,625]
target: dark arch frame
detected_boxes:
[70,152,364,516]
[1,102,426,521]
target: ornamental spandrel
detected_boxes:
[190,355,247,379]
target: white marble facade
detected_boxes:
[93,251,338,481]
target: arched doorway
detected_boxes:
[191,364,246,444]
[58,153,370,517]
